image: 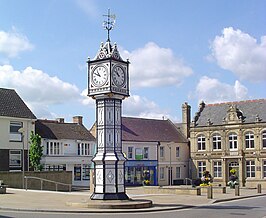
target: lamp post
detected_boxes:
[167,142,174,186]
[18,128,25,189]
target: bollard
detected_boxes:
[197,187,201,196]
[235,185,240,196]
[207,186,213,199]
[257,184,262,193]
[222,186,226,194]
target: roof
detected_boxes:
[122,117,187,143]
[0,88,36,119]
[35,119,95,141]
[93,41,124,61]
[195,99,266,127]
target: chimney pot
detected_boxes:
[56,118,64,123]
[73,116,83,125]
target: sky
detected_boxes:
[0,0,265,129]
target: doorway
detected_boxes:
[228,161,239,177]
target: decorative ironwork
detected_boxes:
[103,9,116,42]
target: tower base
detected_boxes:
[90,192,129,200]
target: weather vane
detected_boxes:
[103,9,116,42]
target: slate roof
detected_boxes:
[195,99,266,127]
[122,117,187,143]
[36,119,95,141]
[0,88,36,119]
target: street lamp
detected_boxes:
[167,142,174,186]
[18,128,25,189]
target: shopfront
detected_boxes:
[125,160,158,186]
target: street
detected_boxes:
[0,196,266,218]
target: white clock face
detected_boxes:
[112,65,125,87]
[92,65,108,87]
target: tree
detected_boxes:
[29,131,43,171]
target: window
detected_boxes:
[176,166,181,178]
[82,164,90,180]
[198,161,206,178]
[160,167,165,179]
[74,165,81,181]
[78,143,90,156]
[9,150,21,167]
[144,147,149,159]
[44,164,66,171]
[263,160,266,178]
[262,131,266,149]
[197,135,206,151]
[159,146,164,158]
[213,134,221,150]
[229,133,238,150]
[128,147,133,159]
[246,160,255,178]
[176,147,180,157]
[9,122,23,141]
[213,161,222,177]
[47,141,61,155]
[245,132,254,149]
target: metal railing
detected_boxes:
[24,176,72,192]
[184,178,193,186]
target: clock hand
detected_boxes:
[115,71,120,77]
[95,72,101,77]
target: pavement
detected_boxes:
[0,186,265,213]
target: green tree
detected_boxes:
[29,131,43,171]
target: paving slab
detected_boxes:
[0,187,264,213]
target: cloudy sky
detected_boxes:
[0,0,265,128]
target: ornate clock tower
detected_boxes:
[88,10,129,200]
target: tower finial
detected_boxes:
[103,9,116,42]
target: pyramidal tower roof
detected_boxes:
[94,41,123,61]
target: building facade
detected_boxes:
[0,88,36,172]
[36,116,96,187]
[90,117,189,186]
[189,99,266,188]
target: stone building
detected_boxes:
[187,99,266,188]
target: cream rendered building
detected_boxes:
[0,88,36,172]
[188,99,266,188]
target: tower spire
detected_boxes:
[103,9,116,42]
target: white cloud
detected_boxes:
[80,88,95,106]
[120,42,193,88]
[123,94,170,120]
[0,28,34,58]
[195,76,248,103]
[210,27,266,82]
[0,65,81,117]
[76,0,99,18]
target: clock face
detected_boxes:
[112,65,125,87]
[92,65,108,87]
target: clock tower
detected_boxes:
[88,10,129,200]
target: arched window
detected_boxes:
[229,133,238,150]
[245,132,254,149]
[197,135,206,151]
[262,131,266,149]
[212,134,221,150]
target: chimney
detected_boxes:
[73,116,83,125]
[56,118,64,123]
[182,102,191,138]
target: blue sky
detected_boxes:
[0,0,265,128]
